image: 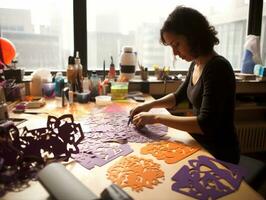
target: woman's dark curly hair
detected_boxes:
[160,6,219,57]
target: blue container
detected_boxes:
[55,72,65,97]
[241,49,256,74]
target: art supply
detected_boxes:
[82,77,90,92]
[68,88,74,105]
[77,92,90,104]
[171,155,245,199]
[127,116,132,126]
[103,60,106,80]
[26,97,45,108]
[107,155,164,192]
[108,56,116,80]
[55,72,65,97]
[100,184,134,200]
[42,83,55,98]
[74,51,83,93]
[140,141,200,164]
[119,46,137,81]
[72,136,133,170]
[111,82,128,100]
[0,102,9,121]
[38,163,98,200]
[140,67,148,81]
[89,71,100,100]
[95,95,111,106]
[67,56,76,91]
[62,87,69,107]
[30,74,42,96]
[133,96,145,102]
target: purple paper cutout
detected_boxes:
[0,114,84,197]
[81,109,168,143]
[171,155,244,200]
[72,136,133,170]
[13,114,84,162]
[73,104,169,170]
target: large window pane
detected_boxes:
[87,0,248,71]
[0,0,73,71]
[262,0,266,65]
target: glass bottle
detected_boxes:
[74,51,83,92]
[89,70,100,100]
[67,56,76,91]
[55,72,65,97]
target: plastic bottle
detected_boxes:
[119,46,137,81]
[89,71,100,100]
[74,51,83,92]
[30,74,42,96]
[0,101,9,121]
[108,56,116,80]
[82,77,90,93]
[67,56,76,91]
[55,72,65,97]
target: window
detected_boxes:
[87,0,249,71]
[0,1,256,71]
[262,0,266,65]
[0,0,73,71]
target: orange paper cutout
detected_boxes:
[107,155,164,192]
[140,141,200,164]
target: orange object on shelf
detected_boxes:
[0,37,16,65]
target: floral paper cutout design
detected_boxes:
[81,106,169,143]
[0,114,84,197]
[171,155,245,200]
[140,140,200,164]
[72,136,133,170]
[107,155,164,192]
[13,114,84,161]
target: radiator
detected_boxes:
[236,122,266,153]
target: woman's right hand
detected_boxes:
[129,102,153,118]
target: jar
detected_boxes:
[55,72,65,97]
[89,71,100,100]
[119,46,137,81]
[0,102,9,121]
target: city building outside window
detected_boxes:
[0,0,264,71]
[87,0,250,71]
[0,0,73,71]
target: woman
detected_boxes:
[130,6,240,164]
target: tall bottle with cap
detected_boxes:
[108,56,116,80]
[67,56,76,91]
[74,51,83,93]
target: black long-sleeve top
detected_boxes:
[174,55,240,164]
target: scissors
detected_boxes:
[127,116,132,126]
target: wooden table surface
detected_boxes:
[4,96,264,200]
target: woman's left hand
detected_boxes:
[132,112,158,128]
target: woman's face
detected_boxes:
[162,32,194,62]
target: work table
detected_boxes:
[4,96,264,200]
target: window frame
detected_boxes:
[74,0,264,75]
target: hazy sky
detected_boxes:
[0,0,250,38]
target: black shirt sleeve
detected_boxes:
[197,58,235,137]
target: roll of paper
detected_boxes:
[38,163,98,200]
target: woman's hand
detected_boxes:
[132,112,157,128]
[129,103,152,118]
